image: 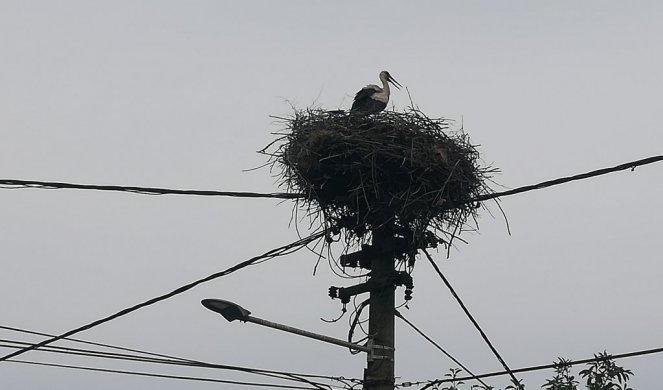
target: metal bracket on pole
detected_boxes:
[366,339,395,363]
[339,238,414,270]
[329,271,414,304]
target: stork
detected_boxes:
[350,70,402,115]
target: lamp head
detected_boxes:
[201,299,251,322]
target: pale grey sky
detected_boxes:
[1,1,662,389]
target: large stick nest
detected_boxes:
[264,108,496,250]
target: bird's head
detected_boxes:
[380,70,402,90]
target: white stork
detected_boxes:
[350,70,402,115]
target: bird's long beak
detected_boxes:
[388,75,402,90]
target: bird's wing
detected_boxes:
[353,85,380,101]
[354,85,379,103]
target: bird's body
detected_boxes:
[350,71,401,115]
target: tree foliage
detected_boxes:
[429,352,633,390]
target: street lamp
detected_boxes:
[201,299,370,353]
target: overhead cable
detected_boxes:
[0,179,298,199]
[9,359,332,390]
[474,155,663,203]
[394,311,490,389]
[422,249,520,386]
[1,155,661,202]
[0,231,325,363]
[0,325,359,385]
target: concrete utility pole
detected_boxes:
[330,220,411,390]
[363,224,396,390]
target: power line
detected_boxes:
[0,325,192,364]
[410,345,663,389]
[0,179,299,199]
[422,249,520,386]
[1,327,346,389]
[0,338,189,366]
[0,231,325,363]
[474,155,663,203]
[0,342,344,389]
[0,325,360,385]
[8,359,334,390]
[1,155,661,202]
[0,342,338,390]
[394,310,490,389]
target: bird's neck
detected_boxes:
[381,78,390,94]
